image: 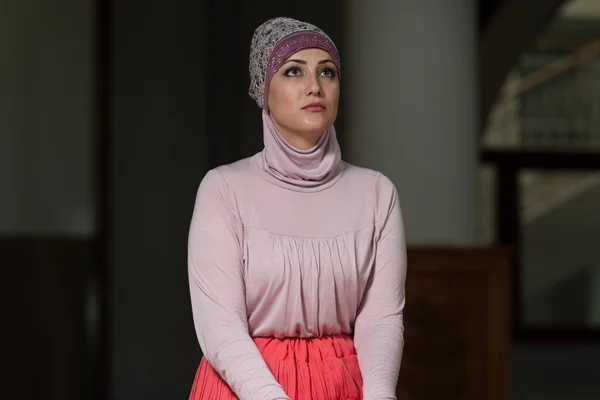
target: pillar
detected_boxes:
[344,0,479,245]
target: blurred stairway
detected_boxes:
[480,39,600,241]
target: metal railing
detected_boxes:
[484,40,600,149]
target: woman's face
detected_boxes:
[268,48,340,150]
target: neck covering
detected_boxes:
[249,17,343,191]
[254,110,343,191]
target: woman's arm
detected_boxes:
[353,173,407,400]
[188,169,289,400]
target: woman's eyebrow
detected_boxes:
[283,59,335,65]
[284,59,307,65]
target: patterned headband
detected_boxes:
[248,17,341,110]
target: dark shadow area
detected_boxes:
[5,237,91,399]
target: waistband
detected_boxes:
[253,334,356,362]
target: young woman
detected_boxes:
[188,17,407,400]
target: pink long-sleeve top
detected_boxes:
[188,112,407,400]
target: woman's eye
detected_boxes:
[285,67,302,76]
[321,68,336,78]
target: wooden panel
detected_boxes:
[397,246,512,400]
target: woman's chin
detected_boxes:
[299,117,333,134]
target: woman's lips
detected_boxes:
[303,102,325,112]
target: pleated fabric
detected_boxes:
[189,335,363,400]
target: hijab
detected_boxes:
[249,17,343,191]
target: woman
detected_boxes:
[188,17,406,400]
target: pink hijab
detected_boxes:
[248,17,343,191]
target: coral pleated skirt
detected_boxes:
[189,335,363,400]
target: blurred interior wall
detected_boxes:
[2,0,94,399]
[0,0,94,235]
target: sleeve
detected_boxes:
[353,173,407,400]
[188,169,290,400]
